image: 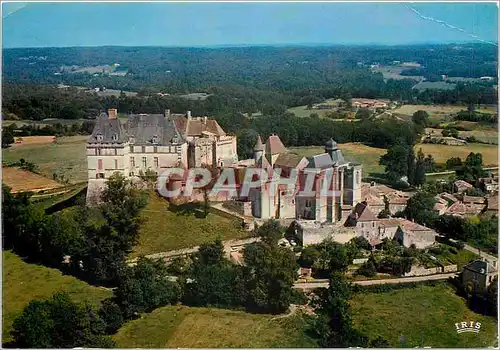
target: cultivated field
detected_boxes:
[2,167,62,193]
[3,135,88,183]
[290,143,386,175]
[131,194,250,257]
[3,251,112,344]
[394,104,466,123]
[113,305,316,348]
[351,284,498,348]
[417,143,498,166]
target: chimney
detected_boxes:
[203,116,208,124]
[187,110,192,119]
[165,109,171,118]
[108,108,117,119]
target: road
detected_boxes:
[462,243,498,264]
[293,272,457,290]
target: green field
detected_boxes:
[132,194,250,257]
[394,104,466,124]
[113,305,317,348]
[290,143,386,176]
[351,284,498,348]
[417,143,498,167]
[2,136,88,183]
[288,105,331,118]
[3,251,112,344]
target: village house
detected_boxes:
[454,180,474,194]
[477,177,499,194]
[343,202,436,249]
[462,259,497,295]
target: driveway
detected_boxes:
[293,272,457,290]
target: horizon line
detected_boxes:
[3,41,495,50]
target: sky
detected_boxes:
[2,2,498,48]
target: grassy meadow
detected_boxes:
[417,143,498,167]
[113,305,317,348]
[131,194,250,257]
[351,284,498,348]
[289,143,386,176]
[2,251,112,344]
[2,135,88,183]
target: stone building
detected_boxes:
[86,108,237,203]
[462,259,497,295]
[248,135,362,224]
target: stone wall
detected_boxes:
[404,264,457,277]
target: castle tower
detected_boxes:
[254,135,264,164]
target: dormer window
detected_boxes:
[111,134,118,142]
[152,135,159,144]
[129,137,135,144]
[96,133,103,142]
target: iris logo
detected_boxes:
[455,321,481,334]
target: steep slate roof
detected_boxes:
[88,113,128,143]
[274,153,307,169]
[330,149,346,165]
[126,114,184,145]
[464,260,496,274]
[265,135,287,155]
[352,202,377,221]
[306,154,334,169]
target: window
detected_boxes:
[129,172,135,177]
[96,173,105,179]
[130,145,134,152]
[305,200,312,207]
[97,148,101,155]
[142,157,147,168]
[154,157,159,167]
[142,146,146,153]
[131,157,135,167]
[96,133,103,142]
[372,222,375,228]
[154,146,158,153]
[152,135,159,144]
[114,148,117,155]
[114,159,118,169]
[112,134,118,141]
[98,159,103,170]
[356,171,361,185]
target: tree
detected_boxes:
[413,148,428,187]
[412,110,430,128]
[99,300,124,334]
[114,258,182,319]
[299,247,320,268]
[370,336,391,347]
[456,152,486,183]
[378,208,391,219]
[197,238,225,265]
[356,256,377,277]
[380,145,410,184]
[243,240,298,313]
[355,108,371,120]
[487,277,498,316]
[12,292,114,348]
[2,125,15,148]
[442,127,459,138]
[403,190,438,227]
[255,220,283,246]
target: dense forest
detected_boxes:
[2,44,497,109]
